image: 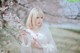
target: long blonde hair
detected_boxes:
[26,8,44,29]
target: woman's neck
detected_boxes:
[28,24,43,32]
[30,26,41,33]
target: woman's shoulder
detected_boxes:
[43,22,50,28]
[40,22,50,33]
[43,22,49,27]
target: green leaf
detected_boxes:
[67,0,80,2]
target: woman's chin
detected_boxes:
[38,24,42,27]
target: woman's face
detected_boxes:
[35,16,43,27]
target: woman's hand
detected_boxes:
[20,30,28,45]
[31,38,41,49]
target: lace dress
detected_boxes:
[21,23,57,53]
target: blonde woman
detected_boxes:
[21,8,57,53]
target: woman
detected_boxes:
[21,7,57,53]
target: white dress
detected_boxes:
[21,23,57,53]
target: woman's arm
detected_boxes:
[46,28,57,53]
[43,23,57,52]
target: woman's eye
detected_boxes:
[41,17,43,19]
[37,17,39,19]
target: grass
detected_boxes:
[50,27,80,53]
